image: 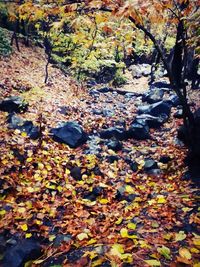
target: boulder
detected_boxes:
[144,159,158,171]
[133,114,167,128]
[100,127,126,140]
[143,89,164,104]
[106,140,122,151]
[102,109,115,117]
[131,64,151,78]
[127,121,150,140]
[7,114,40,139]
[0,96,28,113]
[138,101,171,119]
[167,95,180,107]
[174,109,183,119]
[2,239,41,267]
[70,166,82,180]
[50,121,87,148]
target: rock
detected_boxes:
[131,64,151,78]
[144,159,158,171]
[138,101,171,119]
[174,109,183,119]
[7,114,40,139]
[106,140,122,151]
[100,127,126,140]
[127,122,150,140]
[133,114,167,128]
[102,109,115,117]
[83,186,103,201]
[0,96,28,113]
[151,81,171,89]
[125,93,136,98]
[70,166,82,180]
[85,136,102,155]
[50,121,87,148]
[143,89,164,104]
[159,155,171,164]
[2,239,42,267]
[98,87,112,93]
[125,158,138,172]
[107,155,119,163]
[167,95,180,107]
[92,109,102,115]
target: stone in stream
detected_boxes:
[70,166,82,180]
[167,94,181,107]
[142,89,164,104]
[100,127,126,140]
[174,109,183,119]
[138,100,171,119]
[144,159,158,172]
[2,239,42,267]
[127,121,150,140]
[106,140,122,151]
[50,121,87,148]
[7,114,40,139]
[0,96,28,113]
[133,114,167,128]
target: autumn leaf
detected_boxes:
[157,246,171,260]
[179,247,192,260]
[144,259,161,266]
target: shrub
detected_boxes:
[0,27,12,56]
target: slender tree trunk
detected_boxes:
[11,20,20,52]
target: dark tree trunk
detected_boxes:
[11,20,20,52]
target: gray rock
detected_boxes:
[0,96,28,113]
[143,89,164,104]
[50,121,87,148]
[7,114,40,139]
[138,101,171,119]
[100,127,126,140]
[127,121,150,140]
[133,114,167,128]
[2,239,41,267]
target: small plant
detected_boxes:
[112,69,127,87]
[0,27,12,56]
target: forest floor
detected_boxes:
[0,43,200,267]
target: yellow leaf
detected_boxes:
[125,185,134,194]
[38,163,44,169]
[179,247,192,260]
[120,228,137,239]
[127,223,136,230]
[144,259,161,266]
[175,231,186,241]
[65,168,70,174]
[0,210,6,216]
[157,195,166,204]
[87,238,97,245]
[91,258,104,267]
[99,198,109,204]
[21,132,27,137]
[26,158,32,163]
[193,263,200,267]
[77,233,88,241]
[18,207,26,213]
[115,217,123,225]
[21,224,28,231]
[110,244,124,257]
[27,187,34,193]
[190,247,199,253]
[193,238,200,247]
[49,235,56,241]
[120,228,128,238]
[25,233,32,238]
